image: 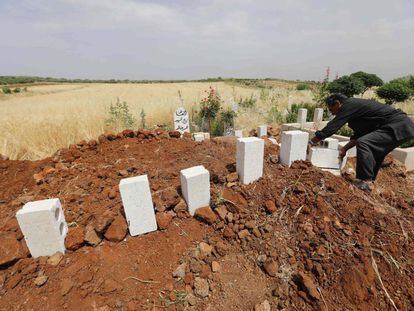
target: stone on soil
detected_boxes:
[294,271,320,300]
[0,233,26,267]
[104,216,127,242]
[254,300,271,311]
[155,212,173,230]
[84,226,102,246]
[264,259,278,277]
[173,263,186,278]
[194,207,218,224]
[194,277,209,298]
[65,227,85,251]
[47,252,63,266]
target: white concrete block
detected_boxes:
[236,137,264,184]
[235,130,243,138]
[203,133,210,140]
[338,141,357,157]
[307,147,340,169]
[280,130,309,167]
[313,108,324,123]
[268,138,279,145]
[180,166,210,216]
[323,138,339,150]
[119,175,157,236]
[257,125,267,137]
[297,109,307,124]
[193,133,205,142]
[16,199,67,258]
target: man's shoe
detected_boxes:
[354,180,374,192]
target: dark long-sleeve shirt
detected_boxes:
[315,98,414,141]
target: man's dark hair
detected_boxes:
[326,93,348,106]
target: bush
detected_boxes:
[267,106,283,124]
[336,125,354,137]
[296,83,310,91]
[199,87,221,131]
[105,98,136,129]
[376,81,411,105]
[349,71,383,93]
[400,137,414,148]
[286,103,329,123]
[13,87,21,93]
[238,95,256,109]
[327,75,365,97]
[2,86,11,94]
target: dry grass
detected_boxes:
[1,81,412,161]
[0,82,313,160]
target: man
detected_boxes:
[309,93,414,191]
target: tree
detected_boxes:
[376,81,411,105]
[327,75,365,97]
[199,87,221,131]
[350,71,383,94]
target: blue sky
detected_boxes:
[0,0,413,81]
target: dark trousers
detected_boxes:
[356,128,404,181]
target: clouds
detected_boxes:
[0,0,413,80]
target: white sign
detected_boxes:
[174,107,190,134]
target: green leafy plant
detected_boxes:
[376,81,411,105]
[267,106,283,124]
[199,87,221,131]
[238,95,257,109]
[220,108,236,129]
[336,125,354,137]
[13,87,21,93]
[106,98,136,129]
[2,86,11,94]
[400,138,414,148]
[327,75,365,97]
[296,83,310,91]
[349,71,383,94]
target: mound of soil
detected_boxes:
[0,129,413,310]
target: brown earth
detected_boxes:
[0,129,413,310]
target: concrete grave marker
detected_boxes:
[280,130,309,167]
[323,138,339,150]
[224,127,234,136]
[174,107,190,134]
[235,130,243,138]
[257,125,267,137]
[307,147,340,169]
[193,133,205,142]
[119,175,157,236]
[180,166,210,216]
[297,108,307,125]
[313,108,324,124]
[236,137,264,184]
[16,198,68,258]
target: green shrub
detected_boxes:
[140,108,146,129]
[13,87,21,93]
[349,71,383,94]
[105,98,136,129]
[199,87,221,131]
[400,137,414,148]
[267,106,283,124]
[296,83,310,91]
[376,81,411,105]
[238,95,256,109]
[336,125,354,137]
[286,103,329,123]
[2,86,11,94]
[327,75,365,97]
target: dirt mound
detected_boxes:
[0,129,413,310]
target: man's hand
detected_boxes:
[307,142,313,154]
[339,147,347,159]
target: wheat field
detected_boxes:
[0,82,314,160]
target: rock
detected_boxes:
[108,188,117,199]
[215,206,227,220]
[211,261,220,272]
[47,252,64,266]
[173,263,186,279]
[104,216,127,242]
[169,131,181,138]
[93,214,114,235]
[222,188,248,212]
[186,293,196,306]
[257,255,267,264]
[34,275,48,287]
[84,226,102,246]
[245,220,255,229]
[264,200,277,213]
[154,187,180,211]
[0,233,26,268]
[254,300,271,311]
[264,259,278,277]
[55,163,69,171]
[294,271,320,300]
[238,229,249,239]
[226,172,239,183]
[65,227,85,251]
[198,242,213,260]
[199,264,211,278]
[194,277,209,298]
[118,169,128,177]
[223,227,235,238]
[155,212,173,230]
[194,207,218,224]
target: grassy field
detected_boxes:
[0,81,314,160]
[1,81,412,160]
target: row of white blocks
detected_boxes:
[296,108,324,124]
[18,132,316,258]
